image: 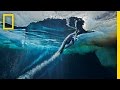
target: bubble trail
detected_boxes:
[17,33,72,79]
[17,49,61,79]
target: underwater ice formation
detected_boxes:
[0,11,117,79]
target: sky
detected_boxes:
[0,11,116,28]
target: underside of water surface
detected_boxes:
[0,11,117,79]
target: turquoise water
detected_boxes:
[0,22,117,79]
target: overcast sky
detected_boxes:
[0,11,116,28]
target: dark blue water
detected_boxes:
[0,18,116,79]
